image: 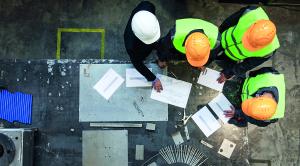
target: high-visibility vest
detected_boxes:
[221,7,280,61]
[241,73,285,119]
[173,18,219,54]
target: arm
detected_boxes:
[222,55,272,78]
[219,6,257,33]
[157,27,175,61]
[224,107,248,127]
[128,51,156,81]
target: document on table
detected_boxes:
[192,106,221,137]
[197,68,224,92]
[208,93,233,123]
[93,68,124,100]
[126,68,152,87]
[150,74,192,108]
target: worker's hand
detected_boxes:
[198,66,207,74]
[223,106,235,118]
[152,78,163,92]
[217,73,228,84]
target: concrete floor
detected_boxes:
[0,0,299,165]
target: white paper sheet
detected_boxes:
[150,74,192,108]
[93,68,124,100]
[197,68,224,92]
[126,68,152,87]
[218,139,236,158]
[208,93,233,123]
[192,106,221,137]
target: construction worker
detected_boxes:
[124,1,162,92]
[224,67,285,127]
[216,6,280,83]
[157,18,220,70]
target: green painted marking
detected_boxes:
[56,28,105,60]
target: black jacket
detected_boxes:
[124,1,157,81]
[219,6,276,78]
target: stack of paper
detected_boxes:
[150,74,192,108]
[93,68,124,100]
[192,106,221,137]
[208,93,233,123]
[126,68,152,87]
[197,68,224,92]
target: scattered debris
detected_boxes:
[171,131,184,145]
[182,109,192,126]
[135,145,144,160]
[184,126,190,141]
[47,60,55,73]
[61,71,66,76]
[146,123,156,131]
[84,68,90,77]
[168,71,177,79]
[200,140,213,149]
[133,101,145,117]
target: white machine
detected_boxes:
[0,128,34,166]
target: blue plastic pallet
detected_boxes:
[0,90,32,124]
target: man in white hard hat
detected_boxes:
[124,1,163,92]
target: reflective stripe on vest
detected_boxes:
[221,7,280,61]
[241,73,285,119]
[173,18,218,54]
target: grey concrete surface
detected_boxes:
[79,64,168,122]
[0,0,299,165]
[0,60,249,166]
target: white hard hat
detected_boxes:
[131,10,160,44]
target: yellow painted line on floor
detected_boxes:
[56,28,105,60]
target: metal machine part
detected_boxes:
[159,145,208,166]
[0,133,16,165]
[0,128,34,166]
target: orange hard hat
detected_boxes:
[185,32,210,67]
[241,96,277,120]
[242,20,276,51]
